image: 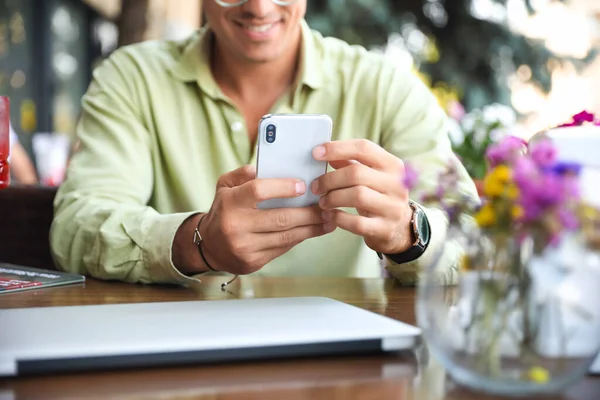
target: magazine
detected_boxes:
[0,263,85,294]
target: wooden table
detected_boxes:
[0,276,598,400]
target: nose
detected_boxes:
[240,0,278,19]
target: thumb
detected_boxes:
[218,165,256,188]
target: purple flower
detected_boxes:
[558,208,579,230]
[486,136,528,167]
[435,183,447,199]
[520,199,542,221]
[514,160,564,222]
[561,175,581,199]
[513,157,539,187]
[550,161,582,176]
[402,164,419,190]
[530,140,557,168]
[514,157,582,227]
[537,174,566,206]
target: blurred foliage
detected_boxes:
[305,0,595,112]
[448,103,516,179]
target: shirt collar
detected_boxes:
[168,19,324,97]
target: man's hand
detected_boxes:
[311,139,414,255]
[174,165,335,276]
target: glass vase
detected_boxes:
[416,214,600,396]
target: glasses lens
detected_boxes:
[215,0,298,6]
[214,0,246,7]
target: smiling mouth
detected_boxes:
[236,21,279,32]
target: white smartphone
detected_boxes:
[256,113,333,209]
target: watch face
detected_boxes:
[415,209,430,245]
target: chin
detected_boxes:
[240,46,288,64]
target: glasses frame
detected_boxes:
[214,0,299,7]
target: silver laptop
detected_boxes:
[0,296,420,377]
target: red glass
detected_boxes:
[0,96,9,189]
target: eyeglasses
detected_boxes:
[214,0,299,7]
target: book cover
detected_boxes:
[0,263,85,294]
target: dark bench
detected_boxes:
[0,185,57,270]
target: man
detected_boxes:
[50,0,477,286]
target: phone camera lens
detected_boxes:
[266,124,276,143]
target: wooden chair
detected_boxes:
[0,185,57,270]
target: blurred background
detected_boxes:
[0,0,599,184]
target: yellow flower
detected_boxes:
[483,178,504,198]
[424,36,440,63]
[511,205,524,219]
[475,203,496,227]
[507,184,520,200]
[483,166,513,198]
[493,165,512,182]
[412,68,431,87]
[528,366,550,383]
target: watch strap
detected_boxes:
[377,202,430,264]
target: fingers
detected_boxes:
[217,165,256,188]
[313,139,403,172]
[236,178,306,208]
[311,163,400,196]
[255,222,336,251]
[319,186,401,217]
[328,160,356,170]
[251,205,325,233]
[243,245,294,272]
[326,209,385,239]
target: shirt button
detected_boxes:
[231,121,244,132]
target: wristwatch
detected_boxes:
[377,200,431,264]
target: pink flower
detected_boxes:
[558,208,579,230]
[572,110,595,124]
[486,136,528,167]
[447,100,466,121]
[530,139,557,168]
[513,157,539,187]
[513,148,583,226]
[558,110,599,127]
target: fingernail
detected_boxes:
[319,196,326,208]
[295,181,306,194]
[313,146,326,159]
[322,210,331,221]
[311,180,319,194]
[323,222,336,232]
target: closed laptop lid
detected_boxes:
[0,296,420,376]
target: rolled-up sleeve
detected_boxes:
[50,50,199,285]
[378,65,479,285]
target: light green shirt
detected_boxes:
[50,21,477,286]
